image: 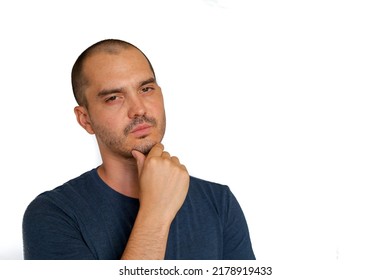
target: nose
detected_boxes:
[127,94,146,118]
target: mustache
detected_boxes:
[124,115,157,136]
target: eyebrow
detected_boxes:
[140,77,157,87]
[97,77,157,98]
[97,87,126,98]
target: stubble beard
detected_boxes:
[92,115,166,159]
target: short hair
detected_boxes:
[71,39,156,107]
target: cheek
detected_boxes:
[93,107,123,125]
[155,97,166,118]
[155,106,166,127]
[90,114,121,135]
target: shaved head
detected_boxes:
[71,39,155,107]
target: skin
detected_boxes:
[74,47,190,259]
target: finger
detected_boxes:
[131,150,146,177]
[171,156,187,171]
[170,156,180,164]
[161,151,171,159]
[147,143,165,158]
[180,164,188,172]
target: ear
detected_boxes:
[74,106,95,135]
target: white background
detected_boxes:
[1,0,390,278]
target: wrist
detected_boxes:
[136,206,174,231]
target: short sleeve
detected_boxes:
[222,188,256,260]
[22,194,95,260]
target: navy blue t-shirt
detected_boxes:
[23,168,255,260]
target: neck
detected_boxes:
[97,153,140,198]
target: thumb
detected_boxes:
[131,150,146,177]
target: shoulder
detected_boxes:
[46,168,96,196]
[188,176,232,199]
[24,168,98,218]
[186,176,236,213]
[189,176,229,192]
[22,168,102,251]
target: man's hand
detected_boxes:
[131,143,190,224]
[121,144,189,259]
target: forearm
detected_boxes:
[122,144,189,260]
[120,210,172,260]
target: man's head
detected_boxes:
[72,39,166,159]
[72,39,156,107]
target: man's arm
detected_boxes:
[222,187,256,260]
[121,144,189,259]
[23,196,96,260]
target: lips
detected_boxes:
[130,123,152,137]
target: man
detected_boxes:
[23,39,255,260]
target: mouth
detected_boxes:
[130,123,152,137]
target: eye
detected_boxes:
[141,86,154,94]
[105,95,118,102]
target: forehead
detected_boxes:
[83,48,152,80]
[81,48,155,104]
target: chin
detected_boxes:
[132,141,156,155]
[129,132,164,156]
